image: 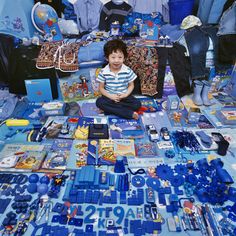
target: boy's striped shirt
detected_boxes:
[97,64,137,94]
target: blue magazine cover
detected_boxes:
[24,79,53,102]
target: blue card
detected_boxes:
[25,79,53,102]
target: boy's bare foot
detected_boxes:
[98,109,104,114]
[132,112,139,120]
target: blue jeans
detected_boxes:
[185,26,210,79]
[96,95,141,119]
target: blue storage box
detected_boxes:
[41,101,65,116]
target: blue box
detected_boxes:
[166,95,180,110]
[41,101,65,116]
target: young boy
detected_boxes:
[96,39,141,119]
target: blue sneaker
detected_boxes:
[165,36,173,48]
[157,36,165,47]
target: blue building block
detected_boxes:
[174,187,184,195]
[98,231,107,236]
[93,170,100,187]
[158,193,166,205]
[145,221,154,234]
[77,190,85,204]
[105,207,112,218]
[153,222,161,231]
[85,224,93,232]
[84,190,93,203]
[110,191,117,204]
[69,189,78,203]
[120,191,126,204]
[74,170,81,187]
[109,174,115,186]
[123,228,129,234]
[91,190,100,204]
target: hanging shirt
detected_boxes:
[74,0,103,32]
[128,0,162,14]
[99,1,133,32]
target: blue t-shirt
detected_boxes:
[96,64,137,94]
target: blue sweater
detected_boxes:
[99,1,133,32]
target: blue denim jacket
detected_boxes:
[217,1,236,35]
[197,0,227,24]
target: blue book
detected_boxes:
[24,79,53,102]
[108,116,144,139]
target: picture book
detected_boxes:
[15,151,46,170]
[220,110,236,120]
[109,117,144,139]
[59,68,101,102]
[215,109,236,125]
[18,144,45,152]
[0,144,25,168]
[41,151,70,170]
[74,117,94,140]
[51,139,73,151]
[213,92,235,104]
[67,140,88,169]
[40,116,68,140]
[98,139,115,164]
[138,97,159,112]
[24,78,53,102]
[87,139,99,165]
[162,66,177,98]
[0,143,45,169]
[57,117,79,139]
[114,139,135,157]
[197,115,215,129]
[135,141,157,158]
[89,68,101,97]
[40,139,72,171]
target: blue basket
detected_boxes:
[168,0,194,25]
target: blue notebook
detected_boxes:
[25,79,53,102]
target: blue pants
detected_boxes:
[96,95,141,119]
[185,26,210,80]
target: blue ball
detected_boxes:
[40,176,50,184]
[27,183,38,194]
[28,174,39,183]
[37,184,48,195]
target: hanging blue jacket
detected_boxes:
[74,0,103,32]
[217,1,236,36]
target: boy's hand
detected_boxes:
[109,94,121,103]
[117,93,127,100]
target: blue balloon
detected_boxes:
[40,175,50,184]
[37,184,49,195]
[28,174,39,183]
[27,183,37,194]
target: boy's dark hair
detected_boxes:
[104,39,128,58]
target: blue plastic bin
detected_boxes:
[168,0,194,25]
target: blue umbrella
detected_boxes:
[0,0,36,39]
